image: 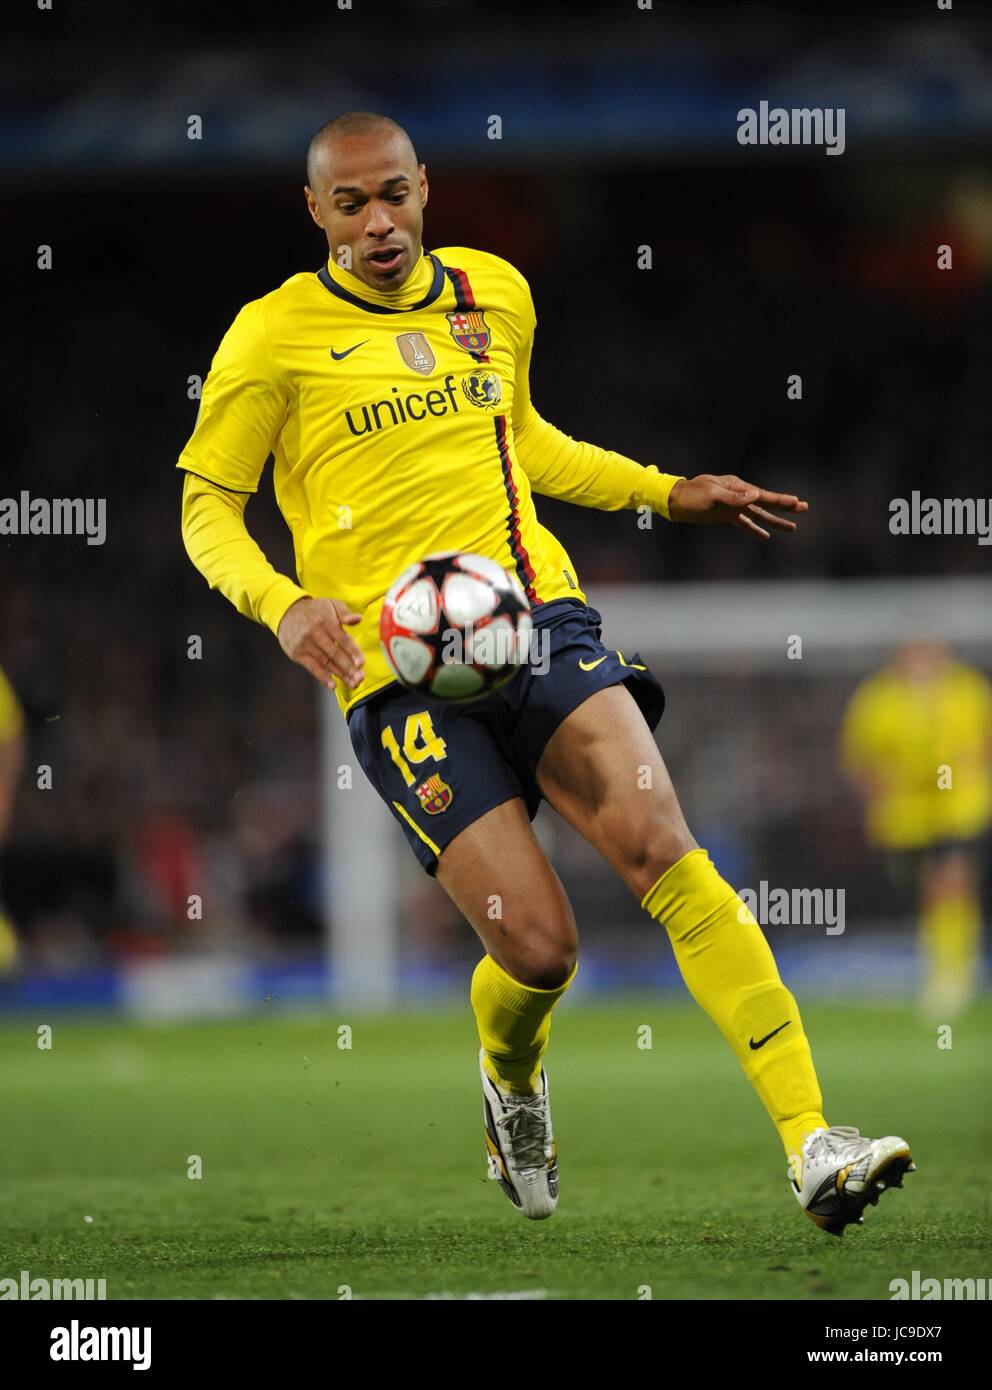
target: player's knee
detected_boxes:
[505,905,578,990]
[928,853,972,900]
[517,946,577,991]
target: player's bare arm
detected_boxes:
[669,472,809,538]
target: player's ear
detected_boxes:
[419,163,429,208]
[304,186,324,228]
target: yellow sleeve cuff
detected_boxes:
[638,467,686,521]
[258,579,311,637]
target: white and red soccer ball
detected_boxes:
[380,551,532,700]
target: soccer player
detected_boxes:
[178,111,913,1233]
[0,664,25,975]
[841,639,991,1019]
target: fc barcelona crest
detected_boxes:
[415,774,453,815]
[446,310,490,355]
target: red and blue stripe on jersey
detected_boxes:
[445,261,541,607]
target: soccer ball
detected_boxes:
[380,551,532,701]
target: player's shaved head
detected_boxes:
[306,111,418,190]
[303,110,429,293]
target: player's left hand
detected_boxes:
[667,474,808,538]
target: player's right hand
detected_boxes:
[668,474,808,537]
[277,596,365,691]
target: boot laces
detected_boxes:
[496,1092,551,1172]
[813,1125,868,1162]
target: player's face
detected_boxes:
[894,639,949,684]
[305,131,429,291]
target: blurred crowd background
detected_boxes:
[2,0,990,1003]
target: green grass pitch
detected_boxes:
[2,999,989,1300]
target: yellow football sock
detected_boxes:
[920,892,981,1018]
[471,953,577,1095]
[642,848,826,1157]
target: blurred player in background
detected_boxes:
[842,640,992,1018]
[0,664,25,975]
[179,110,915,1235]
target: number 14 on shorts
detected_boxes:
[381,711,447,786]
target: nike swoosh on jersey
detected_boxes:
[329,341,369,360]
[748,1021,791,1050]
[578,655,609,671]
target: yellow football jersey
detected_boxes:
[840,660,992,849]
[178,246,681,713]
[0,665,24,743]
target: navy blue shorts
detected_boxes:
[885,833,990,891]
[347,599,665,875]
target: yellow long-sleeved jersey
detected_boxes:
[0,666,24,743]
[178,245,684,714]
[840,660,992,849]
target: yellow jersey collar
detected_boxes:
[317,248,445,314]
